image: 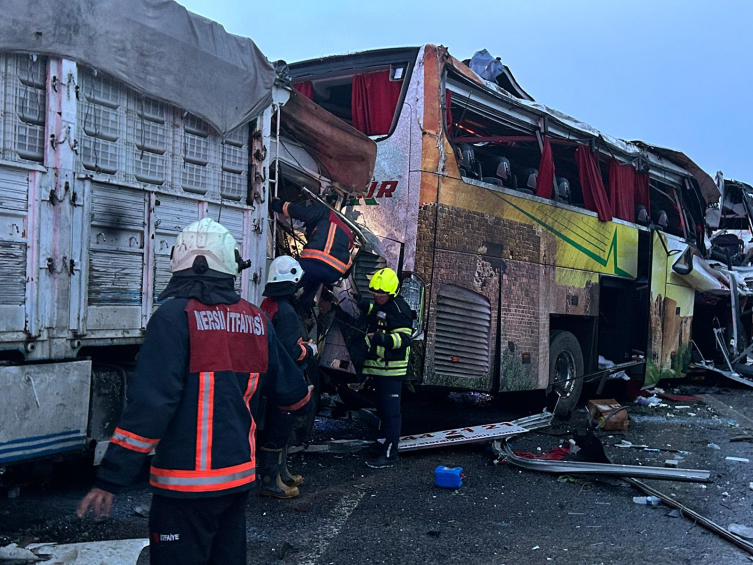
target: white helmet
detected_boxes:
[267,255,304,284]
[171,218,241,276]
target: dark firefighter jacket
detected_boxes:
[272,199,354,275]
[96,290,311,499]
[260,296,314,369]
[361,296,415,378]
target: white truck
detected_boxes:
[0,0,375,479]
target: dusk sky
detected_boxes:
[181,0,753,183]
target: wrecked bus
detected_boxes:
[0,0,376,476]
[290,45,719,413]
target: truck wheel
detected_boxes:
[548,330,584,417]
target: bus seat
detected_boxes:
[458,144,482,179]
[482,156,511,187]
[635,205,650,226]
[555,177,571,204]
[652,209,668,231]
[520,168,538,190]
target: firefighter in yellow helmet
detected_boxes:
[356,268,414,468]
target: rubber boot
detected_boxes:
[258,447,299,499]
[280,445,303,487]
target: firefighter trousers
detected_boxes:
[375,376,403,457]
[148,491,249,565]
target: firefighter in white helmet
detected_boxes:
[257,255,319,498]
[78,218,311,565]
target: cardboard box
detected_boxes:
[587,399,629,431]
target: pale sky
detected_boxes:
[182,0,753,184]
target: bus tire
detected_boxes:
[548,330,584,417]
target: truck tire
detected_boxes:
[548,330,584,417]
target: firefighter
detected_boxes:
[358,268,414,469]
[271,194,354,307]
[258,255,318,498]
[77,218,311,565]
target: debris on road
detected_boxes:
[626,478,753,556]
[398,411,553,452]
[434,466,464,489]
[587,399,629,430]
[633,496,662,506]
[613,439,690,454]
[708,443,722,450]
[726,456,750,463]
[635,395,663,407]
[730,524,753,540]
[492,440,712,482]
[512,447,571,461]
[0,539,149,565]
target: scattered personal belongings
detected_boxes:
[635,395,663,407]
[587,399,629,430]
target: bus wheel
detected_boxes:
[548,330,584,417]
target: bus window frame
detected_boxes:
[289,51,419,141]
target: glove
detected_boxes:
[371,332,388,347]
[355,296,370,312]
[271,198,284,214]
[307,341,318,357]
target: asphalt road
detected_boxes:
[2,381,752,565]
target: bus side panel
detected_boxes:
[646,232,694,386]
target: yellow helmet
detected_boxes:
[368,268,399,296]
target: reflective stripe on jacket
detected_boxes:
[274,200,353,275]
[361,296,415,378]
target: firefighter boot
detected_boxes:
[258,447,299,499]
[280,445,303,487]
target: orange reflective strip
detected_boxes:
[280,389,312,412]
[282,202,290,217]
[196,372,215,471]
[111,436,153,454]
[245,373,260,465]
[324,224,336,254]
[150,461,254,478]
[114,427,158,446]
[296,338,307,361]
[206,373,215,470]
[150,474,255,493]
[300,249,351,274]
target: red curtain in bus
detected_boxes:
[609,160,636,222]
[292,81,313,99]
[575,146,612,222]
[635,172,651,215]
[535,137,555,199]
[351,71,402,136]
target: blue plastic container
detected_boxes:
[434,466,463,489]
